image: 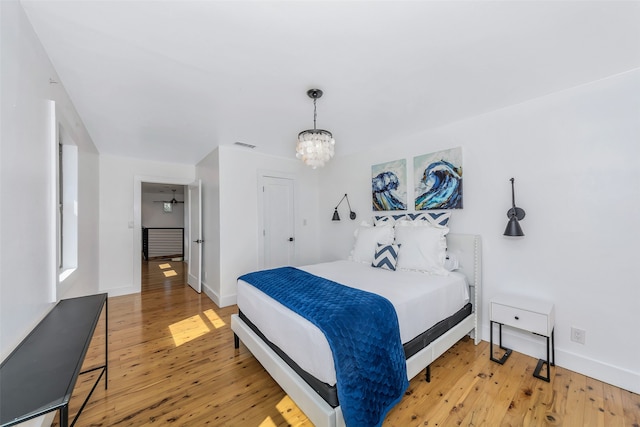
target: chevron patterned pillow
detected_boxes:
[406,212,451,228]
[373,214,407,226]
[371,243,401,271]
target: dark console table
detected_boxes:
[0,293,108,427]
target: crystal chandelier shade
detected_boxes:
[296,89,335,169]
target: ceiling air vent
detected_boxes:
[234,142,256,149]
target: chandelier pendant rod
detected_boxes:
[313,98,317,130]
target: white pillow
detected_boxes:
[394,220,449,275]
[350,224,395,264]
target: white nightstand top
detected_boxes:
[491,293,554,315]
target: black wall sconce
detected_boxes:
[504,178,526,236]
[332,193,356,221]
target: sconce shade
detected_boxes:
[504,215,524,236]
[504,177,525,236]
[332,209,340,221]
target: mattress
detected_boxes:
[236,260,469,386]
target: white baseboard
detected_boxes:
[481,325,640,394]
[558,348,640,395]
[202,282,236,308]
[202,282,218,305]
[103,285,138,297]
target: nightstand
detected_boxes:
[490,293,555,382]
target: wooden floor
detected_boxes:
[56,260,640,426]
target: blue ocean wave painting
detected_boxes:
[372,171,407,211]
[415,160,463,210]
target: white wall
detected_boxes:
[1,0,100,359]
[98,155,194,296]
[141,191,185,228]
[316,70,640,393]
[197,145,320,307]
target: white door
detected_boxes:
[262,176,295,269]
[187,179,202,293]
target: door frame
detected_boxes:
[133,175,194,293]
[257,170,296,270]
[187,179,202,293]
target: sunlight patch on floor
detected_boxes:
[258,395,301,426]
[169,314,210,346]
[259,417,277,427]
[203,309,226,328]
[158,263,171,269]
[276,395,300,425]
[163,270,177,277]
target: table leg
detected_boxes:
[489,321,512,365]
[60,405,69,427]
[533,329,553,382]
[105,297,108,389]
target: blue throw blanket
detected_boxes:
[239,267,409,427]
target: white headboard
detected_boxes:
[447,233,482,344]
[446,233,482,290]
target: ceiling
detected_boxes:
[20,1,640,165]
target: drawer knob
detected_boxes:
[514,316,519,320]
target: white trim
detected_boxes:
[187,179,202,293]
[47,100,58,303]
[105,285,139,298]
[203,282,236,308]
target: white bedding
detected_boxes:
[236,260,469,386]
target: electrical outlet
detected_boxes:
[571,327,586,344]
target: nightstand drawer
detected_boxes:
[491,303,550,336]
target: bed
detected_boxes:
[231,226,481,427]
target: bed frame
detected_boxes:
[231,233,482,427]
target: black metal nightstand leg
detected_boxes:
[490,321,512,365]
[551,328,555,366]
[60,406,69,427]
[533,329,554,382]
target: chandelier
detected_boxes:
[296,88,335,169]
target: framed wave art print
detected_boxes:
[372,159,407,211]
[414,147,463,210]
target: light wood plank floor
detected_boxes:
[55,260,640,426]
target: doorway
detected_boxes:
[133,175,194,294]
[140,182,188,291]
[141,183,186,260]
